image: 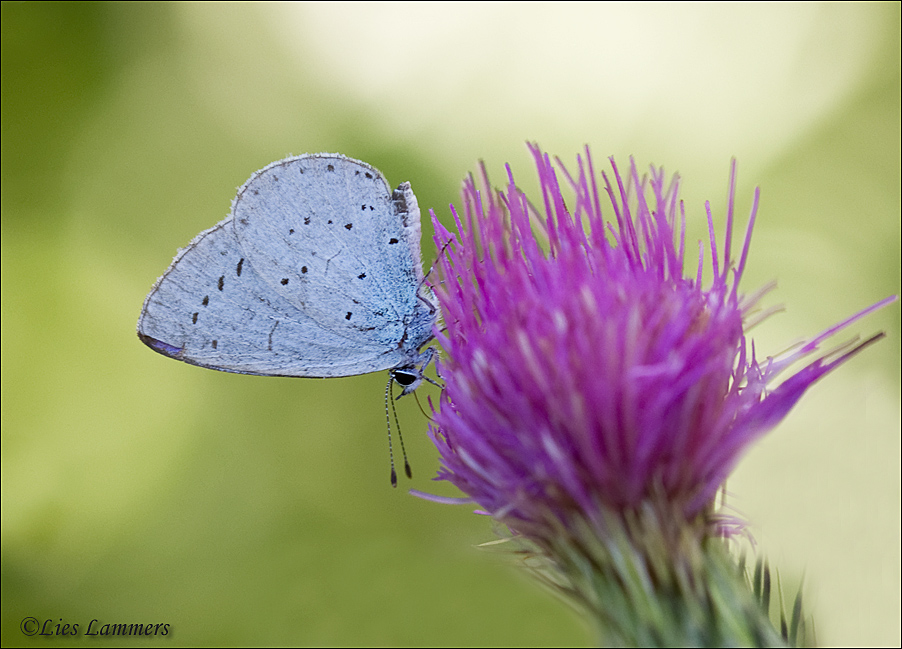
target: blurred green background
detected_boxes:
[2,3,899,646]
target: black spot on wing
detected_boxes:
[358,273,366,279]
[301,266,308,274]
[389,238,399,244]
[211,340,218,349]
[202,296,209,306]
[345,312,352,320]
[236,258,244,276]
[327,164,335,172]
[218,276,225,291]
[192,312,198,324]
[281,278,289,285]
[344,223,352,230]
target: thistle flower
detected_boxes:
[426,144,894,646]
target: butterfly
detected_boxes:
[138,154,439,482]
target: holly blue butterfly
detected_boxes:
[138,154,438,405]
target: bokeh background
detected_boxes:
[2,3,899,646]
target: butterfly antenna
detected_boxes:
[389,378,413,480]
[384,377,399,487]
[384,376,413,487]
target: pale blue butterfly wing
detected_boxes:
[138,154,436,380]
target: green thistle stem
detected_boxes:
[513,503,789,647]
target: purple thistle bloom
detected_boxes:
[424,145,895,645]
[427,144,893,544]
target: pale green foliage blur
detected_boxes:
[2,3,899,646]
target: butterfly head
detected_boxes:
[390,346,439,398]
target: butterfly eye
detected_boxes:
[392,369,419,387]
